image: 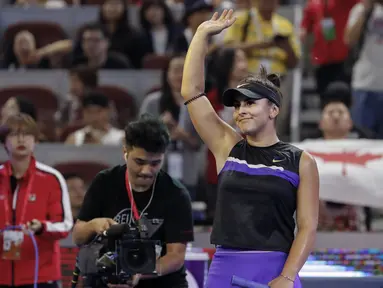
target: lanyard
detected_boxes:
[3,172,35,226]
[125,170,140,222]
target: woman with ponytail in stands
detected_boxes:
[181,10,319,288]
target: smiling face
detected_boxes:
[232,96,279,136]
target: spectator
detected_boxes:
[139,0,182,56]
[1,96,37,124]
[64,173,86,221]
[139,54,201,198]
[316,82,373,231]
[0,31,51,69]
[72,23,131,69]
[344,0,383,139]
[65,91,124,146]
[318,82,374,140]
[204,47,248,218]
[301,0,358,102]
[55,67,99,127]
[173,0,213,53]
[0,96,49,142]
[99,0,146,68]
[0,113,73,287]
[223,0,300,137]
[0,30,72,70]
[223,0,300,75]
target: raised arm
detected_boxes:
[181,10,242,169]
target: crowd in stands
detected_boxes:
[1,0,383,231]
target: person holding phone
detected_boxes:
[181,10,319,288]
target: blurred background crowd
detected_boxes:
[0,0,383,282]
[1,0,383,231]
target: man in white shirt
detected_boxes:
[344,0,383,139]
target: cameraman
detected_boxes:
[72,114,194,288]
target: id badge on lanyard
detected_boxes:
[2,230,24,260]
[321,18,336,41]
[321,0,336,42]
[1,172,35,260]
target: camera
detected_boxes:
[77,218,164,287]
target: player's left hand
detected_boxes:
[268,275,294,288]
[107,274,141,288]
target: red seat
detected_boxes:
[142,54,171,70]
[59,123,85,142]
[0,86,59,141]
[96,85,137,128]
[2,21,67,50]
[0,85,58,111]
[54,161,110,184]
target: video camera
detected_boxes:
[77,218,164,287]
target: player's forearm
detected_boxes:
[181,31,209,100]
[281,227,316,279]
[72,220,96,246]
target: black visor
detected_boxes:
[222,82,281,107]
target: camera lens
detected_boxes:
[126,246,147,268]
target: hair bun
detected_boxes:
[267,73,281,88]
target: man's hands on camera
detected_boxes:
[89,218,117,234]
[107,274,141,288]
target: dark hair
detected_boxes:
[81,22,110,39]
[321,81,352,110]
[0,113,39,143]
[63,173,83,181]
[139,0,175,31]
[159,53,186,120]
[82,91,109,108]
[124,113,170,153]
[239,65,282,104]
[14,96,37,121]
[69,67,99,88]
[99,0,130,33]
[211,47,237,102]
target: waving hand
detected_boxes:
[197,9,236,36]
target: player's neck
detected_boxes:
[246,126,279,147]
[10,155,31,179]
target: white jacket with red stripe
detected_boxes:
[0,157,73,286]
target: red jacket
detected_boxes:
[301,0,359,65]
[0,157,73,286]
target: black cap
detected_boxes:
[222,82,281,107]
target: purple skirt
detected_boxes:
[206,247,302,288]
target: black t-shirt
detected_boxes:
[77,165,194,288]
